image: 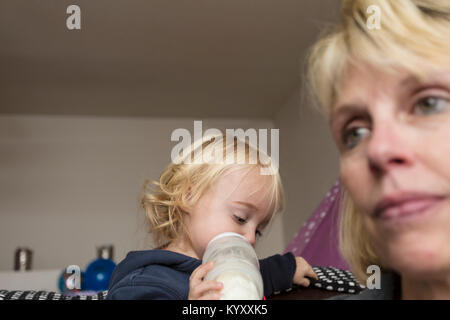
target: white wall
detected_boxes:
[0,115,284,271]
[274,86,340,246]
[0,92,341,272]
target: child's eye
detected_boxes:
[233,215,247,224]
[255,230,263,237]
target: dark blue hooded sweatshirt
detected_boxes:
[106,249,296,300]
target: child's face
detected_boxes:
[184,166,275,259]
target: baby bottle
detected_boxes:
[202,232,264,300]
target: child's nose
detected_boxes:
[244,232,256,246]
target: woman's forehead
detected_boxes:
[332,63,449,111]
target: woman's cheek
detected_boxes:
[341,156,363,193]
[340,155,375,217]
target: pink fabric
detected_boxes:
[284,179,350,270]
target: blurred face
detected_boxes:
[330,63,450,278]
[183,166,274,259]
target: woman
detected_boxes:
[307,0,450,299]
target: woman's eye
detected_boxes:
[341,127,370,149]
[414,96,449,115]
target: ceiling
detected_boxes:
[0,0,339,119]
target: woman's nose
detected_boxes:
[366,121,413,175]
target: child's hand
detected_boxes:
[188,261,223,300]
[293,256,318,287]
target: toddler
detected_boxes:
[107,134,317,299]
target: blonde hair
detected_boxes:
[307,0,450,282]
[308,0,450,116]
[141,134,284,248]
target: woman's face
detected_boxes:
[331,63,450,278]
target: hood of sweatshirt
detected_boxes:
[108,249,201,290]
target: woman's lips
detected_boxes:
[374,195,445,221]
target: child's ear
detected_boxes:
[185,188,192,202]
[183,187,194,212]
[180,186,200,216]
[179,189,192,216]
[179,205,191,216]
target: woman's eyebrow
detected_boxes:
[401,73,450,94]
[400,75,420,88]
[329,104,365,129]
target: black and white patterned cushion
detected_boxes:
[270,266,365,296]
[0,290,108,300]
[309,266,365,294]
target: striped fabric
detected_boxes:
[0,289,108,300]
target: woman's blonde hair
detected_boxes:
[307,0,450,282]
[141,133,284,248]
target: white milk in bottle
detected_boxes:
[203,232,263,300]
